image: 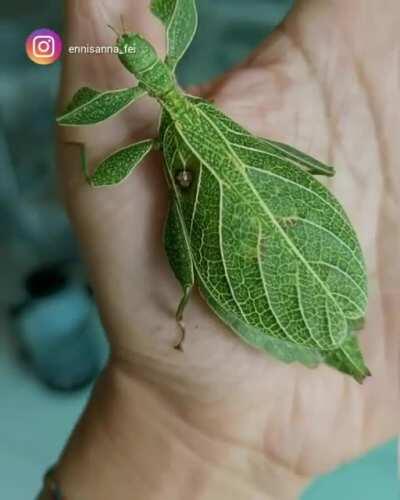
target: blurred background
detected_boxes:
[0,0,397,498]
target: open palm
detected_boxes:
[58,0,399,485]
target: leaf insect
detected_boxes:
[57,0,370,382]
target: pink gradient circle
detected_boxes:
[26,28,63,65]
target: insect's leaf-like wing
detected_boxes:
[198,275,324,368]
[151,0,198,70]
[263,140,335,177]
[189,99,335,177]
[201,277,369,381]
[166,99,369,381]
[90,139,153,186]
[324,335,371,383]
[57,86,147,126]
[194,100,368,326]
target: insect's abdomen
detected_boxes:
[162,118,292,343]
[163,103,367,353]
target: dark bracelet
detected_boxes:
[37,466,64,500]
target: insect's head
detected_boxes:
[116,32,159,76]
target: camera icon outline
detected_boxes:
[32,35,55,58]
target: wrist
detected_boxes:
[48,359,309,500]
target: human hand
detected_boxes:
[56,1,399,498]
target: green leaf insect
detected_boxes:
[57,0,370,383]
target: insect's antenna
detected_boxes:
[98,0,121,38]
[107,23,121,38]
[120,14,128,34]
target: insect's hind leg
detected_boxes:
[63,141,91,184]
[174,285,193,351]
[164,197,195,351]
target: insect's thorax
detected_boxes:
[117,33,176,99]
[136,60,176,98]
[158,87,192,120]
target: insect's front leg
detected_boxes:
[164,196,195,351]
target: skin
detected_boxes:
[52,1,399,499]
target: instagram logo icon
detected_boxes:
[26,28,62,65]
